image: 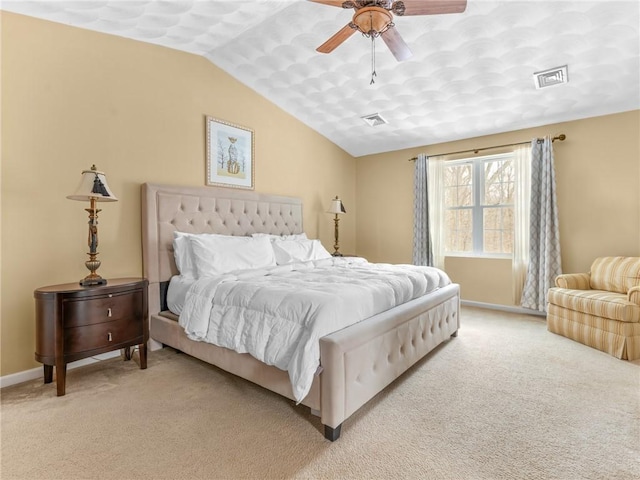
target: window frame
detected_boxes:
[444,152,515,259]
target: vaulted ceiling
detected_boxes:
[3,1,639,157]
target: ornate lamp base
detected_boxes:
[80,259,106,286]
[333,214,342,257]
[79,201,107,287]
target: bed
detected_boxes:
[141,182,460,441]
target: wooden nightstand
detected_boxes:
[34,278,148,396]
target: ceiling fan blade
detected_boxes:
[316,24,357,53]
[308,0,354,9]
[381,26,412,61]
[393,0,467,16]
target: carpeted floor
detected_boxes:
[1,307,639,480]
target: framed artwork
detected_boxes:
[205,116,254,190]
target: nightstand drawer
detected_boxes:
[64,290,143,328]
[64,317,143,354]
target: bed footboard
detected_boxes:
[319,283,460,440]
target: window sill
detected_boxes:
[445,253,512,260]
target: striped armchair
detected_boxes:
[547,257,640,360]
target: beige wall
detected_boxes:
[356,110,640,304]
[0,12,356,376]
[2,12,639,378]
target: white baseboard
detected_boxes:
[0,350,122,389]
[461,300,546,317]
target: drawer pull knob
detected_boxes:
[107,308,112,317]
[108,332,112,342]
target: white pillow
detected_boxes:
[271,238,332,265]
[251,233,308,241]
[173,232,198,278]
[189,234,276,277]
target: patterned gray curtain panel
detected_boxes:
[413,154,433,266]
[521,137,562,312]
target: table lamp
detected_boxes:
[327,195,346,256]
[67,165,118,286]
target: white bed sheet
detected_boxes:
[167,275,195,315]
[178,257,451,402]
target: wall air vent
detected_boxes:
[361,113,388,127]
[533,65,568,89]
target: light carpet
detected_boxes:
[1,307,639,480]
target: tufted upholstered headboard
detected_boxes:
[141,183,303,314]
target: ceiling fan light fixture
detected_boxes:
[361,113,388,126]
[353,6,393,37]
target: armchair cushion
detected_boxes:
[548,288,640,323]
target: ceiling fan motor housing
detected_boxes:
[342,0,395,9]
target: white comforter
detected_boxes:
[179,257,451,402]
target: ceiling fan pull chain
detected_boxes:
[370,36,377,85]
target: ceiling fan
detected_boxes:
[310,0,467,63]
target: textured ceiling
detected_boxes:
[3,0,639,157]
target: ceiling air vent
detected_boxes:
[361,113,388,127]
[533,65,568,89]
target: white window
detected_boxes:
[444,153,514,256]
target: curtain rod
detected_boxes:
[408,134,566,161]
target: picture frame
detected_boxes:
[205,116,254,190]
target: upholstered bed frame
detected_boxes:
[141,183,460,441]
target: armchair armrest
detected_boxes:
[628,286,640,306]
[555,273,591,289]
